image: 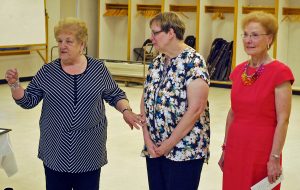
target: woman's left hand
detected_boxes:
[267,157,282,183]
[154,139,173,157]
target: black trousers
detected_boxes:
[44,164,101,190]
[146,156,204,190]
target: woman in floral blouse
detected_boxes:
[140,12,210,190]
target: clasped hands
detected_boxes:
[145,136,173,158]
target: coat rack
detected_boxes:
[136,4,161,18]
[205,5,234,20]
[242,6,275,14]
[169,5,197,12]
[103,3,128,16]
[281,7,300,22]
[169,4,197,19]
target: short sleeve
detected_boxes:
[273,63,295,86]
[185,55,210,86]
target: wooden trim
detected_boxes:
[0,43,47,48]
[44,0,48,63]
[242,6,275,14]
[37,50,46,63]
[127,0,131,60]
[105,3,128,10]
[136,4,161,17]
[103,3,128,16]
[232,0,238,69]
[0,50,30,56]
[169,5,197,12]
[137,4,161,11]
[283,7,300,15]
[161,0,165,12]
[205,5,234,13]
[273,0,279,59]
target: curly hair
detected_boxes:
[54,17,88,47]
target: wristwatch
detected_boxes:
[122,108,132,114]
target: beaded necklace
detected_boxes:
[241,61,265,86]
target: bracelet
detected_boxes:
[271,154,280,159]
[121,108,132,114]
[8,80,20,90]
[221,144,226,151]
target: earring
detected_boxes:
[267,44,270,50]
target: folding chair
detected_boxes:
[133,39,153,61]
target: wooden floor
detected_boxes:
[0,82,300,190]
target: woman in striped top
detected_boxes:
[5,17,141,190]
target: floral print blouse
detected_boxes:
[141,47,210,162]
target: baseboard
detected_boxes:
[0,76,33,85]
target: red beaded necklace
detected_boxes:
[241,61,265,86]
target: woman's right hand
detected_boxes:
[144,134,159,158]
[218,152,225,172]
[5,68,19,84]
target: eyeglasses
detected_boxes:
[151,30,164,36]
[241,33,269,40]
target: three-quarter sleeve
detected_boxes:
[15,67,46,109]
[100,63,127,107]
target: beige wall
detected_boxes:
[60,0,76,18]
[47,0,62,62]
[78,0,98,58]
[50,0,99,59]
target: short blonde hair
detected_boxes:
[242,11,278,46]
[54,17,88,46]
[150,12,185,40]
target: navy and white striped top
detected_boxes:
[16,56,127,173]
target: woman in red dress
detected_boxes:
[218,11,294,189]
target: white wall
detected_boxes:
[0,0,60,80]
[0,0,98,80]
[0,0,46,46]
